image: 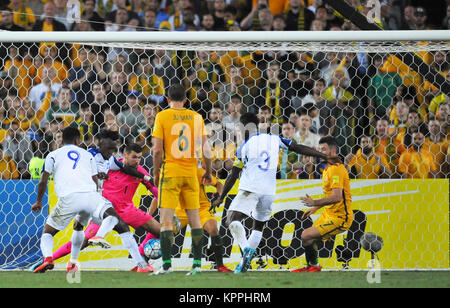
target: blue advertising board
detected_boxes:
[0,180,47,269]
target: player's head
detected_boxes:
[318,136,339,157]
[167,84,187,105]
[123,143,143,169]
[240,112,259,140]
[98,129,119,159]
[62,126,81,146]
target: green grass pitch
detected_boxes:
[1,270,449,288]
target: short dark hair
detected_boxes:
[98,129,119,141]
[124,143,142,154]
[240,112,259,127]
[259,105,271,112]
[79,101,90,110]
[359,135,370,144]
[224,5,237,15]
[319,136,339,149]
[62,126,81,144]
[168,84,186,102]
[230,93,242,101]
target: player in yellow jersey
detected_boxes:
[291,136,353,272]
[152,84,212,275]
[149,165,232,272]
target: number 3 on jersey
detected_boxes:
[67,150,80,169]
[258,151,270,171]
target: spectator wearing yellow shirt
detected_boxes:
[398,132,439,179]
[0,144,19,179]
[3,90,53,132]
[346,135,392,179]
[423,119,449,178]
[129,56,165,99]
[2,45,34,98]
[70,102,95,147]
[421,51,448,99]
[252,0,289,15]
[400,109,429,148]
[447,145,450,178]
[372,118,405,177]
[32,1,68,64]
[388,100,409,137]
[32,1,67,32]
[0,7,25,31]
[428,93,447,121]
[185,50,226,105]
[2,0,36,30]
[35,44,69,85]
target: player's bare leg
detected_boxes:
[141,218,161,238]
[203,219,232,272]
[291,226,322,272]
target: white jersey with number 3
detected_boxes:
[44,144,98,198]
[233,133,291,196]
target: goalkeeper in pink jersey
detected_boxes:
[31,142,160,273]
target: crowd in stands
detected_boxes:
[0,0,449,180]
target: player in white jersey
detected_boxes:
[30,129,156,273]
[210,113,338,274]
[87,130,153,187]
[31,127,141,273]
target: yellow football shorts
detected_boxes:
[313,212,353,241]
[158,176,200,210]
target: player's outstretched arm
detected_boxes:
[119,164,154,185]
[288,141,341,164]
[301,188,343,208]
[209,166,241,213]
[31,171,51,212]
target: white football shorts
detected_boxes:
[228,190,275,222]
[46,191,113,231]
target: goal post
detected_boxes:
[0,30,448,271]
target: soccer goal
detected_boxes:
[0,30,448,271]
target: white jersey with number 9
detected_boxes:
[44,144,98,198]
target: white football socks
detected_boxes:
[70,230,85,263]
[120,232,147,269]
[248,230,262,250]
[40,233,54,258]
[95,215,119,238]
[229,221,249,251]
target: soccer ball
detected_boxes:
[144,239,162,260]
[360,232,383,253]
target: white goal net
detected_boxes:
[0,31,448,271]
